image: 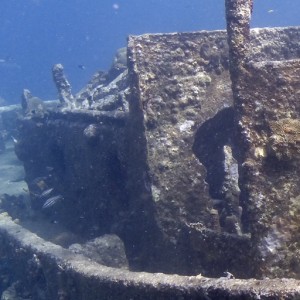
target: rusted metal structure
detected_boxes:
[0,0,300,298]
[226,0,300,278]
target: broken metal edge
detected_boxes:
[127,25,300,39]
[47,109,128,124]
[0,213,299,299]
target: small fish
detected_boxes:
[40,188,54,199]
[11,136,18,144]
[0,57,20,69]
[78,64,86,70]
[42,195,63,209]
[46,166,54,172]
[0,56,12,64]
[267,9,274,14]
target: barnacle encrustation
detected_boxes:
[267,118,300,160]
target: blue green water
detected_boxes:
[0,0,298,104]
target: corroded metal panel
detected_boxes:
[225,0,300,279]
[237,60,300,278]
[127,31,232,233]
[126,31,248,276]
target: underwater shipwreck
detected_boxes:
[1,0,300,299]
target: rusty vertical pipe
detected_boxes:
[225,0,253,85]
[225,0,254,244]
[224,0,254,157]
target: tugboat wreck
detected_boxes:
[1,0,300,298]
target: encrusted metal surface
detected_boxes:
[1,213,300,300]
[225,0,300,278]
[236,60,300,278]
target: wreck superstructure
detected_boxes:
[0,0,300,298]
